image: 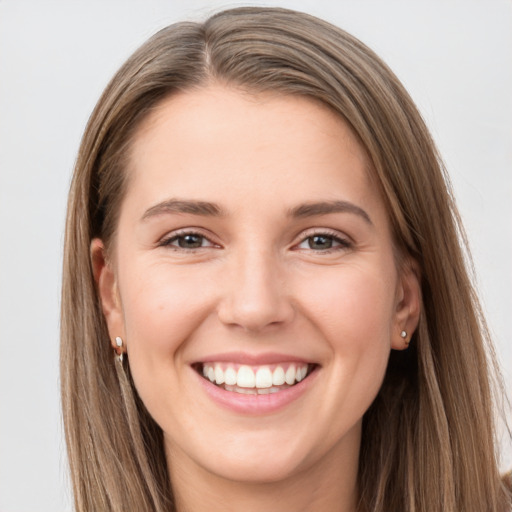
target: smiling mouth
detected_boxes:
[193,362,317,395]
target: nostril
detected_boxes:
[217,297,295,333]
[216,261,295,332]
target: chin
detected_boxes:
[201,451,308,485]
[166,426,314,485]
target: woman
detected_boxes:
[61,6,511,511]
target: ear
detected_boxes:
[90,238,125,350]
[391,259,421,350]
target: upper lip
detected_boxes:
[194,351,316,366]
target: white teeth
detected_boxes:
[272,366,286,386]
[257,386,281,395]
[224,367,237,386]
[285,365,296,385]
[255,367,273,388]
[237,365,255,388]
[214,364,224,385]
[234,386,257,395]
[296,365,308,382]
[201,362,310,390]
[225,385,289,395]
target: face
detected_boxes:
[94,85,419,485]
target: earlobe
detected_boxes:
[90,238,125,347]
[392,260,421,350]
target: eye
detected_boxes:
[159,231,217,250]
[296,232,351,252]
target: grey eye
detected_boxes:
[296,232,350,252]
[176,234,204,248]
[307,235,334,250]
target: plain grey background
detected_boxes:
[0,1,510,510]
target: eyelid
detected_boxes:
[156,227,351,251]
[158,228,221,249]
[292,228,352,251]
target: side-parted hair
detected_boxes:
[61,7,511,511]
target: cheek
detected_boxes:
[295,262,396,405]
[117,262,220,427]
[295,261,397,343]
[119,262,216,365]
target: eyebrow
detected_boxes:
[141,198,372,225]
[288,200,372,225]
[141,199,225,221]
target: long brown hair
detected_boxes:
[61,7,511,511]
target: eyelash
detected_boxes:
[158,230,216,251]
[294,229,352,253]
[158,229,352,253]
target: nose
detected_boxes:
[217,247,295,333]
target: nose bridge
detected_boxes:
[218,243,293,331]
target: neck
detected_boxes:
[166,426,361,512]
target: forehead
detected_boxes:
[125,85,381,218]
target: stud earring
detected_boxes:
[400,330,409,346]
[114,336,124,362]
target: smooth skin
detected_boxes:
[92,85,421,512]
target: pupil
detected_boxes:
[309,235,332,250]
[179,234,202,248]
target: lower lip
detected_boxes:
[194,367,318,415]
